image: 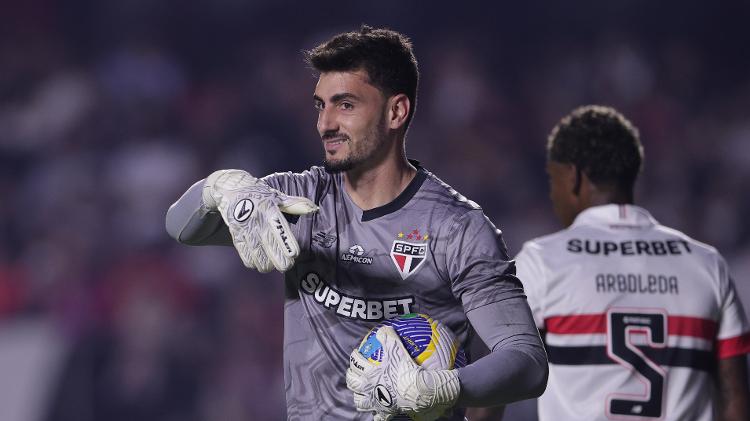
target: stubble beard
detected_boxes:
[323,116,388,174]
[323,141,357,172]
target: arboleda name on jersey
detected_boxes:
[300,272,414,321]
[596,272,679,295]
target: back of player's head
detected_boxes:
[547,105,644,194]
[304,25,419,128]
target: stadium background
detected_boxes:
[1,1,749,420]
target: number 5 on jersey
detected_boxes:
[606,309,667,419]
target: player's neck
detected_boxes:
[573,186,635,222]
[344,150,416,211]
[587,190,634,207]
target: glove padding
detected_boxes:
[202,169,318,273]
[346,326,461,421]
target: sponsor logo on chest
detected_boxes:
[341,244,374,265]
[300,272,414,321]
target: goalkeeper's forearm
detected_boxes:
[456,298,549,407]
[165,179,233,246]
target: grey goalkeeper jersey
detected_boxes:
[167,162,547,420]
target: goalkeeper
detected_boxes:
[166,26,547,420]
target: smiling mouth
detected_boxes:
[324,137,348,146]
[324,137,349,154]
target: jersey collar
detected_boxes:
[570,204,658,229]
[359,159,427,222]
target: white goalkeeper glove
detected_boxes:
[202,169,318,273]
[346,326,461,421]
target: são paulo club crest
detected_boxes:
[390,229,429,280]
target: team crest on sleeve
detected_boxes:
[390,229,429,280]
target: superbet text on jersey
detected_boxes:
[516,204,750,421]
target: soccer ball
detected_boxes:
[356,313,466,420]
[357,313,466,371]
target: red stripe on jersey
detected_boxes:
[546,314,717,340]
[717,332,750,359]
[668,316,716,339]
[546,314,606,334]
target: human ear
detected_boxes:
[386,94,410,130]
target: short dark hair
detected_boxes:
[304,25,419,129]
[547,105,644,193]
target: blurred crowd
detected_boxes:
[1,1,749,420]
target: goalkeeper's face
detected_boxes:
[314,70,391,173]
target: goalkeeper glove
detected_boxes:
[202,169,318,273]
[346,326,461,421]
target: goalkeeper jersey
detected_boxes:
[516,204,750,421]
[261,162,520,420]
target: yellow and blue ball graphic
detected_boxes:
[358,313,466,370]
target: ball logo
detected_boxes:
[375,385,393,407]
[233,199,254,222]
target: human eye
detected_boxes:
[340,102,354,111]
[314,100,324,111]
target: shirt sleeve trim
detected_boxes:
[717,331,750,359]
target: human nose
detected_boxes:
[317,107,338,135]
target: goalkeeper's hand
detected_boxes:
[346,326,461,421]
[202,169,318,273]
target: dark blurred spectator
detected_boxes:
[45,256,204,421]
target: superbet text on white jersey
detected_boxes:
[516,204,750,421]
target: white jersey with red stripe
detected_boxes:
[516,204,750,421]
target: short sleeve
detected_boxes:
[446,211,525,312]
[514,242,548,330]
[716,254,750,359]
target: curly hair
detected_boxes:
[547,105,644,193]
[304,25,419,129]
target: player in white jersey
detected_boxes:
[166,26,548,420]
[515,106,750,421]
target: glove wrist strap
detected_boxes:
[422,369,460,407]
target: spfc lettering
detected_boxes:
[390,240,427,279]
